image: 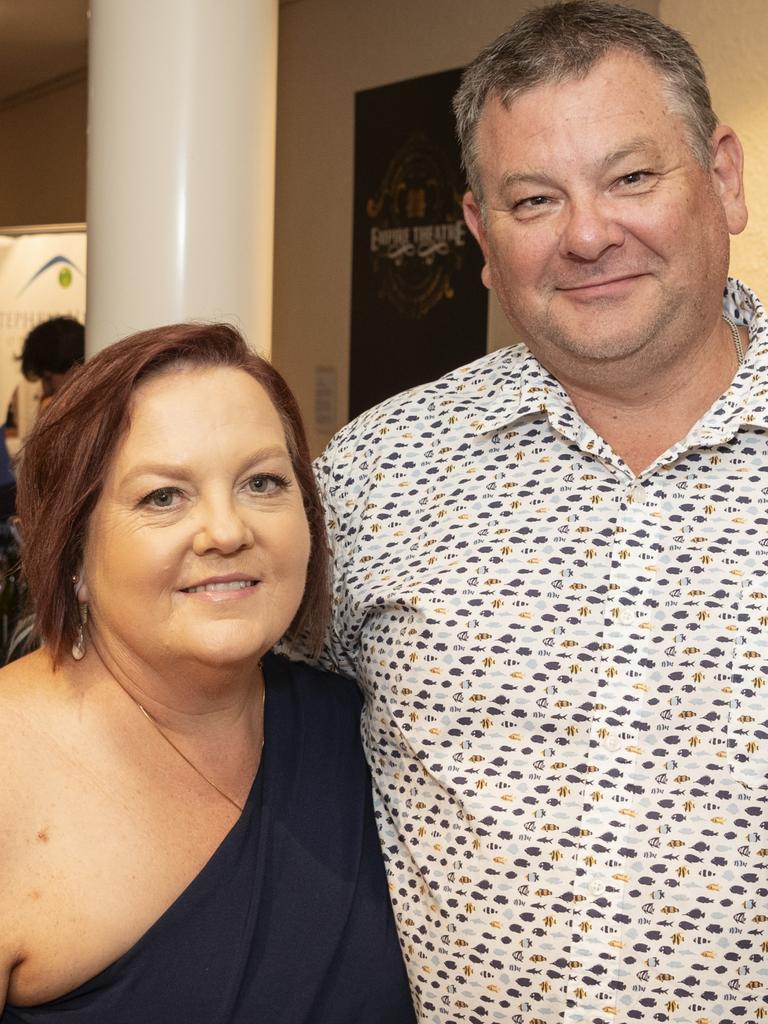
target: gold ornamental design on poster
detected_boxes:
[366,131,467,320]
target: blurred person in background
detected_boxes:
[19,315,85,413]
[1,318,85,659]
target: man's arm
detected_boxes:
[280,434,361,680]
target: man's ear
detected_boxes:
[463,190,493,290]
[710,125,748,236]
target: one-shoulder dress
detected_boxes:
[2,654,415,1024]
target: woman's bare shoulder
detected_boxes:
[0,651,61,1008]
[0,647,58,690]
[0,648,61,725]
[0,650,69,805]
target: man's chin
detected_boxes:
[532,319,665,367]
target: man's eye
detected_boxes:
[618,171,651,186]
[516,195,550,209]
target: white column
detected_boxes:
[86,0,278,355]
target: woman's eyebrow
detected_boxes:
[118,446,291,486]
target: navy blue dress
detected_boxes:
[3,655,415,1024]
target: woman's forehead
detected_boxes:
[115,366,287,468]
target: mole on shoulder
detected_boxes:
[36,829,49,843]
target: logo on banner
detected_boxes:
[17,255,83,297]
[366,131,467,319]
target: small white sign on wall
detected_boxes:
[314,365,338,436]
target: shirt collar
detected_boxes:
[688,278,768,442]
[455,278,768,442]
[440,344,564,437]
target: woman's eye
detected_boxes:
[247,473,289,495]
[141,487,180,508]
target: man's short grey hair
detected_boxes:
[453,0,718,205]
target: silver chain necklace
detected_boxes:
[722,313,745,366]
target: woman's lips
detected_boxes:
[180,577,260,602]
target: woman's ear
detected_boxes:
[73,570,89,605]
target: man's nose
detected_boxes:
[192,496,255,556]
[559,196,624,262]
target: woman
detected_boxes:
[0,324,415,1023]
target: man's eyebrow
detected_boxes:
[600,137,662,170]
[500,170,560,191]
[499,137,664,193]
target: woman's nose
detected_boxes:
[192,497,254,556]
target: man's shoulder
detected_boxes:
[324,345,527,461]
[265,652,361,706]
[263,654,365,753]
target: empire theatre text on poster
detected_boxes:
[349,69,487,419]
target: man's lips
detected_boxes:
[557,273,646,294]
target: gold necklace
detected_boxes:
[129,674,266,814]
[135,702,246,812]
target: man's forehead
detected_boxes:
[474,54,678,161]
[483,48,666,121]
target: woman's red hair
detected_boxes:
[16,322,330,665]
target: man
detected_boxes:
[303,4,766,1022]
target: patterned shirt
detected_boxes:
[309,279,768,1024]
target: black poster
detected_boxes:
[349,68,488,420]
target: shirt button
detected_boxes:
[618,607,635,625]
[604,734,622,752]
[589,878,605,896]
[628,481,645,503]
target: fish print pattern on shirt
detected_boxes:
[306,279,768,1024]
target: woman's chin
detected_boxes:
[186,639,269,670]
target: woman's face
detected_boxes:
[79,365,311,671]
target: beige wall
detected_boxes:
[0,75,87,227]
[661,0,768,299]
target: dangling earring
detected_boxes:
[71,574,88,661]
[72,621,86,660]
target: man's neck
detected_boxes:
[552,318,745,475]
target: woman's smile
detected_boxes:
[180,577,261,600]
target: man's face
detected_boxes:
[464,50,747,383]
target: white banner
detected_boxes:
[0,232,86,450]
